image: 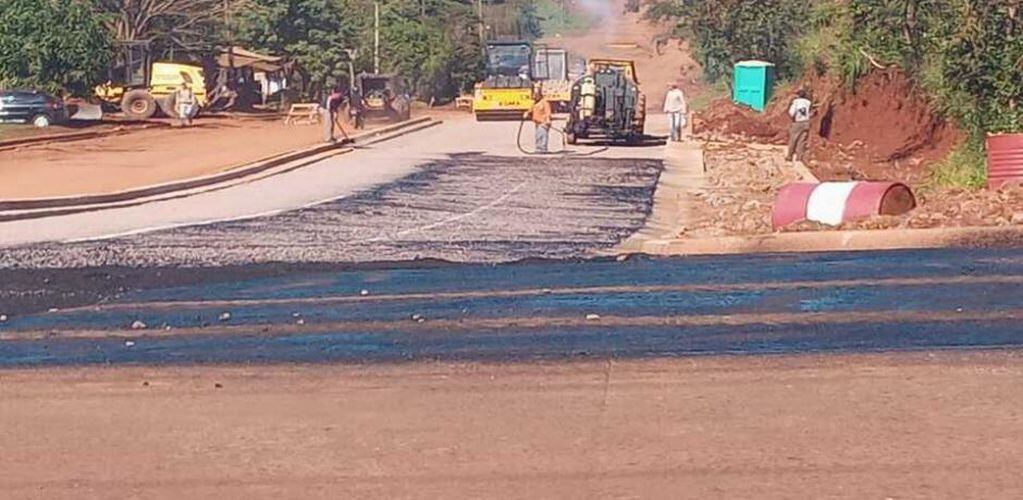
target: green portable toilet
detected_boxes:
[732,60,776,112]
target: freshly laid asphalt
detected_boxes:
[2,248,1022,366]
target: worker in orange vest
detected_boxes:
[524,86,552,153]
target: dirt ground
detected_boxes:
[0,121,125,143]
[695,70,960,185]
[540,0,706,111]
[0,115,329,199]
[687,68,1023,235]
[2,351,1022,498]
[677,142,1023,237]
[682,142,801,237]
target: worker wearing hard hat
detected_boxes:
[524,86,553,153]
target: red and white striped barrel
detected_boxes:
[772,181,916,230]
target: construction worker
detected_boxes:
[524,87,552,153]
[663,82,687,142]
[786,89,813,162]
[322,84,347,143]
[350,85,366,130]
[173,81,196,127]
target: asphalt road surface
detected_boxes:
[4,117,1023,497]
[3,248,1023,366]
[0,118,665,258]
[3,247,1023,498]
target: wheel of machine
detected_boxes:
[31,114,51,128]
[121,90,157,120]
[566,131,577,145]
[158,96,178,119]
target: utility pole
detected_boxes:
[344,49,358,90]
[477,0,485,51]
[374,1,380,74]
[224,0,234,76]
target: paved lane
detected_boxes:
[0,118,665,250]
[3,248,1022,366]
[3,153,661,267]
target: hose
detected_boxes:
[516,117,568,156]
[515,118,609,157]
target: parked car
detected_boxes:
[0,90,68,127]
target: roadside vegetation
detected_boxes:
[0,0,545,102]
[0,0,111,95]
[649,0,1023,187]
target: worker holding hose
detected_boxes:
[524,87,553,153]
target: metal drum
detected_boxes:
[772,181,916,230]
[986,133,1023,190]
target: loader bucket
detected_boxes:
[69,101,103,121]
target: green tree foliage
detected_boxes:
[653,0,1023,138]
[483,0,542,40]
[929,1,1023,135]
[647,0,804,81]
[0,0,112,95]
[380,0,484,98]
[826,0,1023,135]
[234,0,360,96]
[235,0,483,100]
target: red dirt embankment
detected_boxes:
[694,69,962,185]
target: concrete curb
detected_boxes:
[637,225,1023,256]
[0,117,440,222]
[0,117,434,211]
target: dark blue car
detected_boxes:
[0,90,68,127]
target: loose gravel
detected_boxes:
[1,153,661,268]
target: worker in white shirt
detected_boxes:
[663,82,687,142]
[786,89,813,162]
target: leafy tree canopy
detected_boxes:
[0,0,112,95]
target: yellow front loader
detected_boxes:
[91,41,208,120]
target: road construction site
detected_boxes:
[3,0,1023,497]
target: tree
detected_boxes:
[235,0,361,97]
[94,0,229,53]
[0,0,112,95]
[379,0,483,99]
[647,0,805,81]
[928,0,1023,135]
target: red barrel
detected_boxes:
[771,182,818,229]
[987,133,1023,190]
[772,181,916,230]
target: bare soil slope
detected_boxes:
[695,69,961,184]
